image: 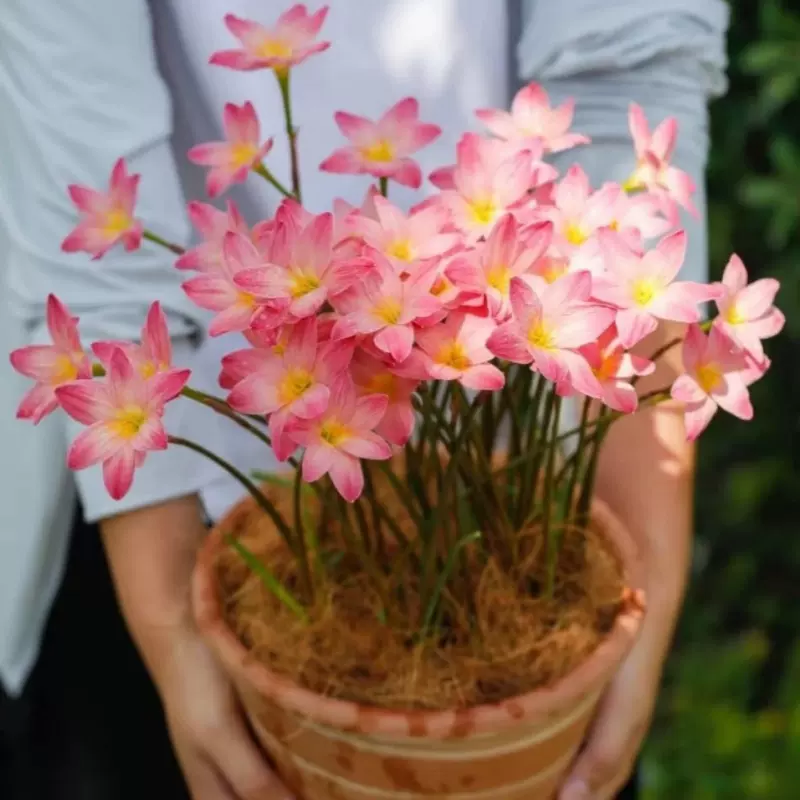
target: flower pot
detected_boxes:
[192,497,645,800]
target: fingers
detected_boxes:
[177,745,238,800]
[209,705,295,800]
[558,679,647,799]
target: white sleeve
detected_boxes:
[0,0,219,521]
[517,0,731,283]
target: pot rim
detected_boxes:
[192,495,645,740]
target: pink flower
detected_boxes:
[475,82,590,154]
[594,229,722,349]
[234,210,367,320]
[535,166,617,255]
[445,215,552,319]
[188,103,273,198]
[714,254,784,361]
[414,312,505,391]
[434,134,549,240]
[209,6,330,73]
[286,374,392,501]
[56,348,190,500]
[175,200,249,272]
[182,232,287,336]
[350,349,418,446]
[10,295,91,424]
[577,325,654,413]
[331,256,441,363]
[607,189,672,246]
[487,273,614,397]
[320,98,441,189]
[671,324,754,441]
[226,317,353,461]
[61,158,143,259]
[92,302,173,380]
[345,196,461,273]
[626,103,697,219]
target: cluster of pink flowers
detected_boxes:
[10,4,784,502]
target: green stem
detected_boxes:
[167,436,295,548]
[276,71,302,202]
[293,467,314,598]
[253,163,296,199]
[564,397,592,525]
[575,409,610,526]
[543,396,563,599]
[379,177,389,197]
[143,229,184,255]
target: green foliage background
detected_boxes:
[643,2,800,796]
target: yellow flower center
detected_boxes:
[320,419,350,446]
[593,352,621,383]
[238,290,258,308]
[388,239,414,262]
[527,321,554,350]
[631,278,659,307]
[725,304,745,326]
[230,142,259,168]
[103,208,132,236]
[430,276,449,297]
[486,265,511,295]
[468,198,497,226]
[539,257,567,284]
[608,219,620,231]
[289,269,321,299]
[373,298,403,325]
[52,354,79,384]
[565,222,588,246]
[436,341,471,371]
[361,140,395,164]
[696,362,723,394]
[139,361,157,379]
[272,340,287,356]
[278,368,315,405]
[110,405,148,440]
[365,372,397,400]
[256,38,293,60]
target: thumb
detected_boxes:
[211,709,295,800]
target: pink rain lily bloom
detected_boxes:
[209,6,330,73]
[234,210,368,320]
[345,196,461,274]
[92,302,173,380]
[486,273,614,397]
[606,188,672,246]
[414,312,505,391]
[183,232,288,336]
[10,295,92,424]
[594,229,723,349]
[445,215,552,320]
[320,98,441,189]
[434,134,550,240]
[626,103,697,219]
[219,325,295,390]
[226,317,354,461]
[56,348,190,500]
[671,324,754,441]
[286,375,392,502]
[188,102,273,198]
[714,254,784,362]
[61,158,143,259]
[331,256,442,363]
[533,166,617,255]
[577,325,655,413]
[475,82,590,154]
[350,349,418,447]
[175,200,249,272]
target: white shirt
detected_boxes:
[0,0,728,694]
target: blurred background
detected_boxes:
[643,2,800,796]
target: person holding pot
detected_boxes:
[0,1,728,798]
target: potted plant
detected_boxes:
[11,5,784,799]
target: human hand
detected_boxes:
[157,621,294,800]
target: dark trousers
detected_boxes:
[0,512,639,799]
[0,512,190,800]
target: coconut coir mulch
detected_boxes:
[214,481,625,711]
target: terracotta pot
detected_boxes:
[192,497,645,800]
